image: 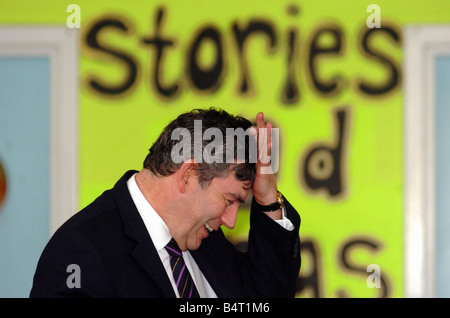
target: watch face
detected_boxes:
[277,193,284,209]
[277,192,283,203]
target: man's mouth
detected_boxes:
[204,223,214,233]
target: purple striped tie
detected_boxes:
[165,239,199,298]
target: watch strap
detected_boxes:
[254,191,284,212]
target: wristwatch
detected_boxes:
[254,191,284,212]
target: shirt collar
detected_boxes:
[126,173,172,251]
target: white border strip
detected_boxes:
[404,25,450,298]
[0,26,78,236]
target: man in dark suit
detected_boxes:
[30,108,301,298]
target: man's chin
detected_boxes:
[187,241,201,251]
[186,225,211,251]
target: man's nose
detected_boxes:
[221,204,239,229]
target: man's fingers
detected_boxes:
[256,112,264,129]
[254,112,273,167]
[266,121,272,154]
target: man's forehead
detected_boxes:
[212,173,249,189]
[222,173,251,186]
[224,191,247,203]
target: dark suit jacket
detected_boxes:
[30,170,301,298]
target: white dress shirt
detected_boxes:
[126,173,293,298]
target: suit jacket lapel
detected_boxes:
[113,170,176,298]
[191,230,241,298]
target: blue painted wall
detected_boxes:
[0,57,50,297]
[435,55,450,298]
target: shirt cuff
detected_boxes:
[273,206,295,231]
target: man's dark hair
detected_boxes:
[143,107,256,188]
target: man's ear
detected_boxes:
[176,160,198,193]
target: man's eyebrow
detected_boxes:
[226,192,246,203]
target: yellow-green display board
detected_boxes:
[2,0,450,297]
